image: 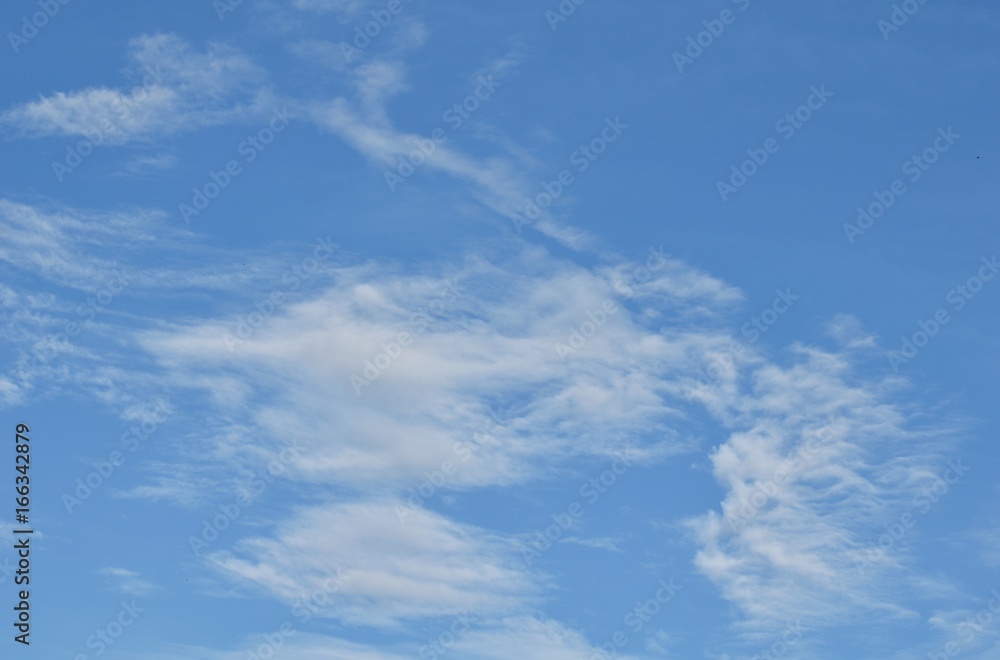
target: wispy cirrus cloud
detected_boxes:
[113,230,966,650]
[305,50,601,251]
[97,566,158,596]
[0,33,273,144]
[121,621,626,660]
[292,0,372,19]
[134,243,738,493]
[116,152,180,176]
[206,500,536,628]
[686,342,962,649]
[0,192,971,655]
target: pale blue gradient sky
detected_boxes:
[0,1,998,658]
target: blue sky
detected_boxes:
[1,0,998,658]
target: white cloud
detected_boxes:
[97,566,157,595]
[205,500,536,628]
[687,343,960,638]
[1,34,272,143]
[304,49,601,251]
[559,536,625,552]
[0,198,331,296]
[116,152,179,176]
[120,621,624,660]
[390,17,429,52]
[289,39,353,71]
[0,198,335,408]
[0,192,969,655]
[825,313,880,350]
[293,0,371,18]
[644,629,677,655]
[448,617,635,660]
[137,245,731,491]
[0,199,154,287]
[3,193,964,648]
